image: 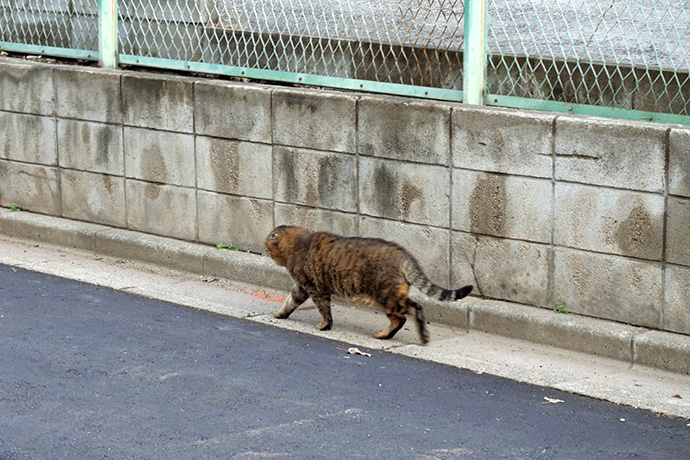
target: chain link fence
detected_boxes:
[0,0,98,55]
[1,0,689,120]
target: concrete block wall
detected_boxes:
[1,57,688,337]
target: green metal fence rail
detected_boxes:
[1,0,689,125]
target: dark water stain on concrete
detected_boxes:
[615,202,657,259]
[469,174,507,237]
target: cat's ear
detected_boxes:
[268,232,278,242]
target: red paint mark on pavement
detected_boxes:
[235,287,284,302]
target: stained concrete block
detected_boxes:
[467,299,637,362]
[664,264,690,335]
[451,232,551,306]
[666,196,690,267]
[122,73,194,133]
[195,81,271,143]
[126,180,196,240]
[273,146,356,212]
[0,112,56,165]
[669,128,690,198]
[0,161,59,215]
[60,170,126,227]
[55,67,121,123]
[57,120,123,175]
[196,136,272,199]
[452,105,554,178]
[554,183,664,261]
[274,203,357,236]
[359,157,449,227]
[358,96,450,165]
[634,331,690,375]
[554,116,666,192]
[197,190,273,253]
[124,127,195,187]
[452,170,552,243]
[0,59,53,115]
[272,88,356,153]
[553,248,662,328]
[95,227,206,275]
[359,216,450,286]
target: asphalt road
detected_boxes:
[1,263,688,460]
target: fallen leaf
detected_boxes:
[542,397,564,404]
[671,394,683,399]
[347,347,372,357]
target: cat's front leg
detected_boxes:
[274,283,310,319]
[311,293,333,331]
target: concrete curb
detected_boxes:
[1,207,688,376]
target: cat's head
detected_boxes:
[265,225,309,266]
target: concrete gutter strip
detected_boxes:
[0,207,688,376]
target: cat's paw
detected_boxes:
[274,310,289,319]
[317,321,332,331]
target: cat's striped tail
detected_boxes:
[403,257,473,302]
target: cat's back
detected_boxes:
[303,232,408,292]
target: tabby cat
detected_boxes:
[264,226,473,344]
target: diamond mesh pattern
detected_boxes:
[118,0,465,89]
[488,0,690,115]
[0,0,98,52]
[1,1,688,117]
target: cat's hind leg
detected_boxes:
[408,298,429,345]
[274,283,310,319]
[311,293,333,331]
[374,314,407,340]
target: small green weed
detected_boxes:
[9,203,21,212]
[554,301,569,314]
[217,243,238,251]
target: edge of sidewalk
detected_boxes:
[1,207,688,377]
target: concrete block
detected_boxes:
[0,112,56,165]
[57,120,123,175]
[60,170,126,227]
[634,331,690,375]
[358,96,450,165]
[554,116,666,192]
[0,208,102,251]
[664,264,690,335]
[274,146,356,212]
[122,73,194,133]
[272,88,356,153]
[666,196,690,266]
[468,299,637,362]
[0,161,60,215]
[54,67,121,123]
[196,136,272,199]
[94,228,206,275]
[669,128,690,198]
[194,81,271,143]
[452,105,554,178]
[452,170,552,243]
[126,180,196,241]
[359,216,450,286]
[359,157,449,226]
[274,203,357,236]
[124,127,195,187]
[0,59,53,115]
[554,183,664,261]
[451,232,551,306]
[197,190,273,253]
[203,249,294,292]
[553,248,662,328]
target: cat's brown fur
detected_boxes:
[264,226,473,344]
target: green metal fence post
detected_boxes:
[463,0,488,105]
[99,0,119,68]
